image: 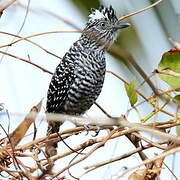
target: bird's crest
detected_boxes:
[89,5,117,22]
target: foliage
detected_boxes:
[125,78,138,107]
[158,49,180,91]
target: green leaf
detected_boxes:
[176,126,180,136]
[125,78,138,107]
[174,94,180,101]
[158,49,180,91]
[174,94,180,135]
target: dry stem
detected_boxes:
[118,0,164,21]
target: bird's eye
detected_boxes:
[100,22,106,28]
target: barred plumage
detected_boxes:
[46,5,129,157]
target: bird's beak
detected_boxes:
[113,21,130,30]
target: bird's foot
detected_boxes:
[91,125,101,137]
[83,124,101,136]
[83,124,90,135]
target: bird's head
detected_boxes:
[83,5,130,49]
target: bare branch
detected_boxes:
[0,0,16,12]
[9,100,42,148]
[113,146,180,180]
[0,50,53,74]
[155,69,180,78]
[82,140,167,177]
[118,0,164,21]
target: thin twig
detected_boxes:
[0,50,53,74]
[29,128,136,174]
[50,128,120,179]
[16,126,86,151]
[82,141,167,177]
[169,38,180,50]
[113,146,180,180]
[0,0,30,64]
[0,30,80,60]
[0,0,16,12]
[106,70,148,101]
[94,102,112,118]
[155,69,180,78]
[16,2,81,30]
[118,0,164,21]
[132,132,166,150]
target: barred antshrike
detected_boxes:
[46,5,129,156]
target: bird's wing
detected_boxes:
[46,54,75,113]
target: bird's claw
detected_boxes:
[83,124,90,135]
[83,125,101,136]
[91,125,100,137]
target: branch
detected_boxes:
[29,128,136,174]
[0,30,80,49]
[155,69,180,78]
[16,2,81,30]
[9,100,42,148]
[0,30,80,60]
[109,44,159,95]
[0,50,53,75]
[0,0,16,12]
[106,70,147,101]
[16,126,86,151]
[19,112,180,144]
[50,128,119,179]
[118,0,164,21]
[83,140,166,177]
[169,38,180,50]
[114,146,180,179]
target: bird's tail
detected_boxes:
[45,121,62,157]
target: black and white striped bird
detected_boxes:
[46,5,129,156]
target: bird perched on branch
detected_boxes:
[45,5,130,157]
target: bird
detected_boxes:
[45,5,130,157]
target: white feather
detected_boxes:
[89,9,105,20]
